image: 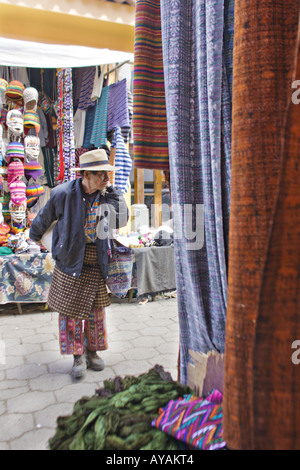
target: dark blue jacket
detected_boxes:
[29,178,129,279]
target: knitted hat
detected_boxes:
[6,80,25,101]
[24,135,40,160]
[6,142,25,164]
[26,184,44,208]
[23,87,38,106]
[0,79,8,93]
[24,161,43,181]
[23,111,40,135]
[9,200,27,224]
[9,180,26,205]
[7,160,25,186]
[6,109,23,135]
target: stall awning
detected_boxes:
[0,37,134,68]
[0,1,135,53]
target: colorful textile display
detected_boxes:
[56,68,76,182]
[152,390,226,450]
[133,0,169,170]
[111,127,132,194]
[223,1,300,450]
[160,0,233,384]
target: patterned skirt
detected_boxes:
[48,244,110,320]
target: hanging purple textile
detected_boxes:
[160,0,233,384]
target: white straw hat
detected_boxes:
[74,148,119,172]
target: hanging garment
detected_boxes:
[160,0,233,385]
[77,66,96,111]
[222,0,300,450]
[73,108,86,149]
[82,105,97,149]
[107,78,129,132]
[111,127,132,194]
[133,0,169,170]
[42,147,56,188]
[91,65,107,102]
[89,86,110,148]
[121,90,133,143]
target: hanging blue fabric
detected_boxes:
[160,0,234,384]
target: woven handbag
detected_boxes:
[106,238,134,298]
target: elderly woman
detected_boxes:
[30,148,129,379]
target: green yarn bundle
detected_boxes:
[48,366,192,450]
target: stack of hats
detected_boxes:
[5,142,27,231]
[0,81,45,240]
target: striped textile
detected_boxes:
[223,1,300,450]
[59,307,107,355]
[160,0,234,384]
[78,66,96,111]
[84,191,101,243]
[90,86,110,147]
[107,78,130,132]
[152,390,226,450]
[111,127,132,193]
[133,0,169,170]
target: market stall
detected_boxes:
[0,62,134,303]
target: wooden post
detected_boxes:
[153,170,162,227]
[134,168,144,204]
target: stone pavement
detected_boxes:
[0,295,179,450]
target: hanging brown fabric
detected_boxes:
[251,17,300,450]
[223,0,300,450]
